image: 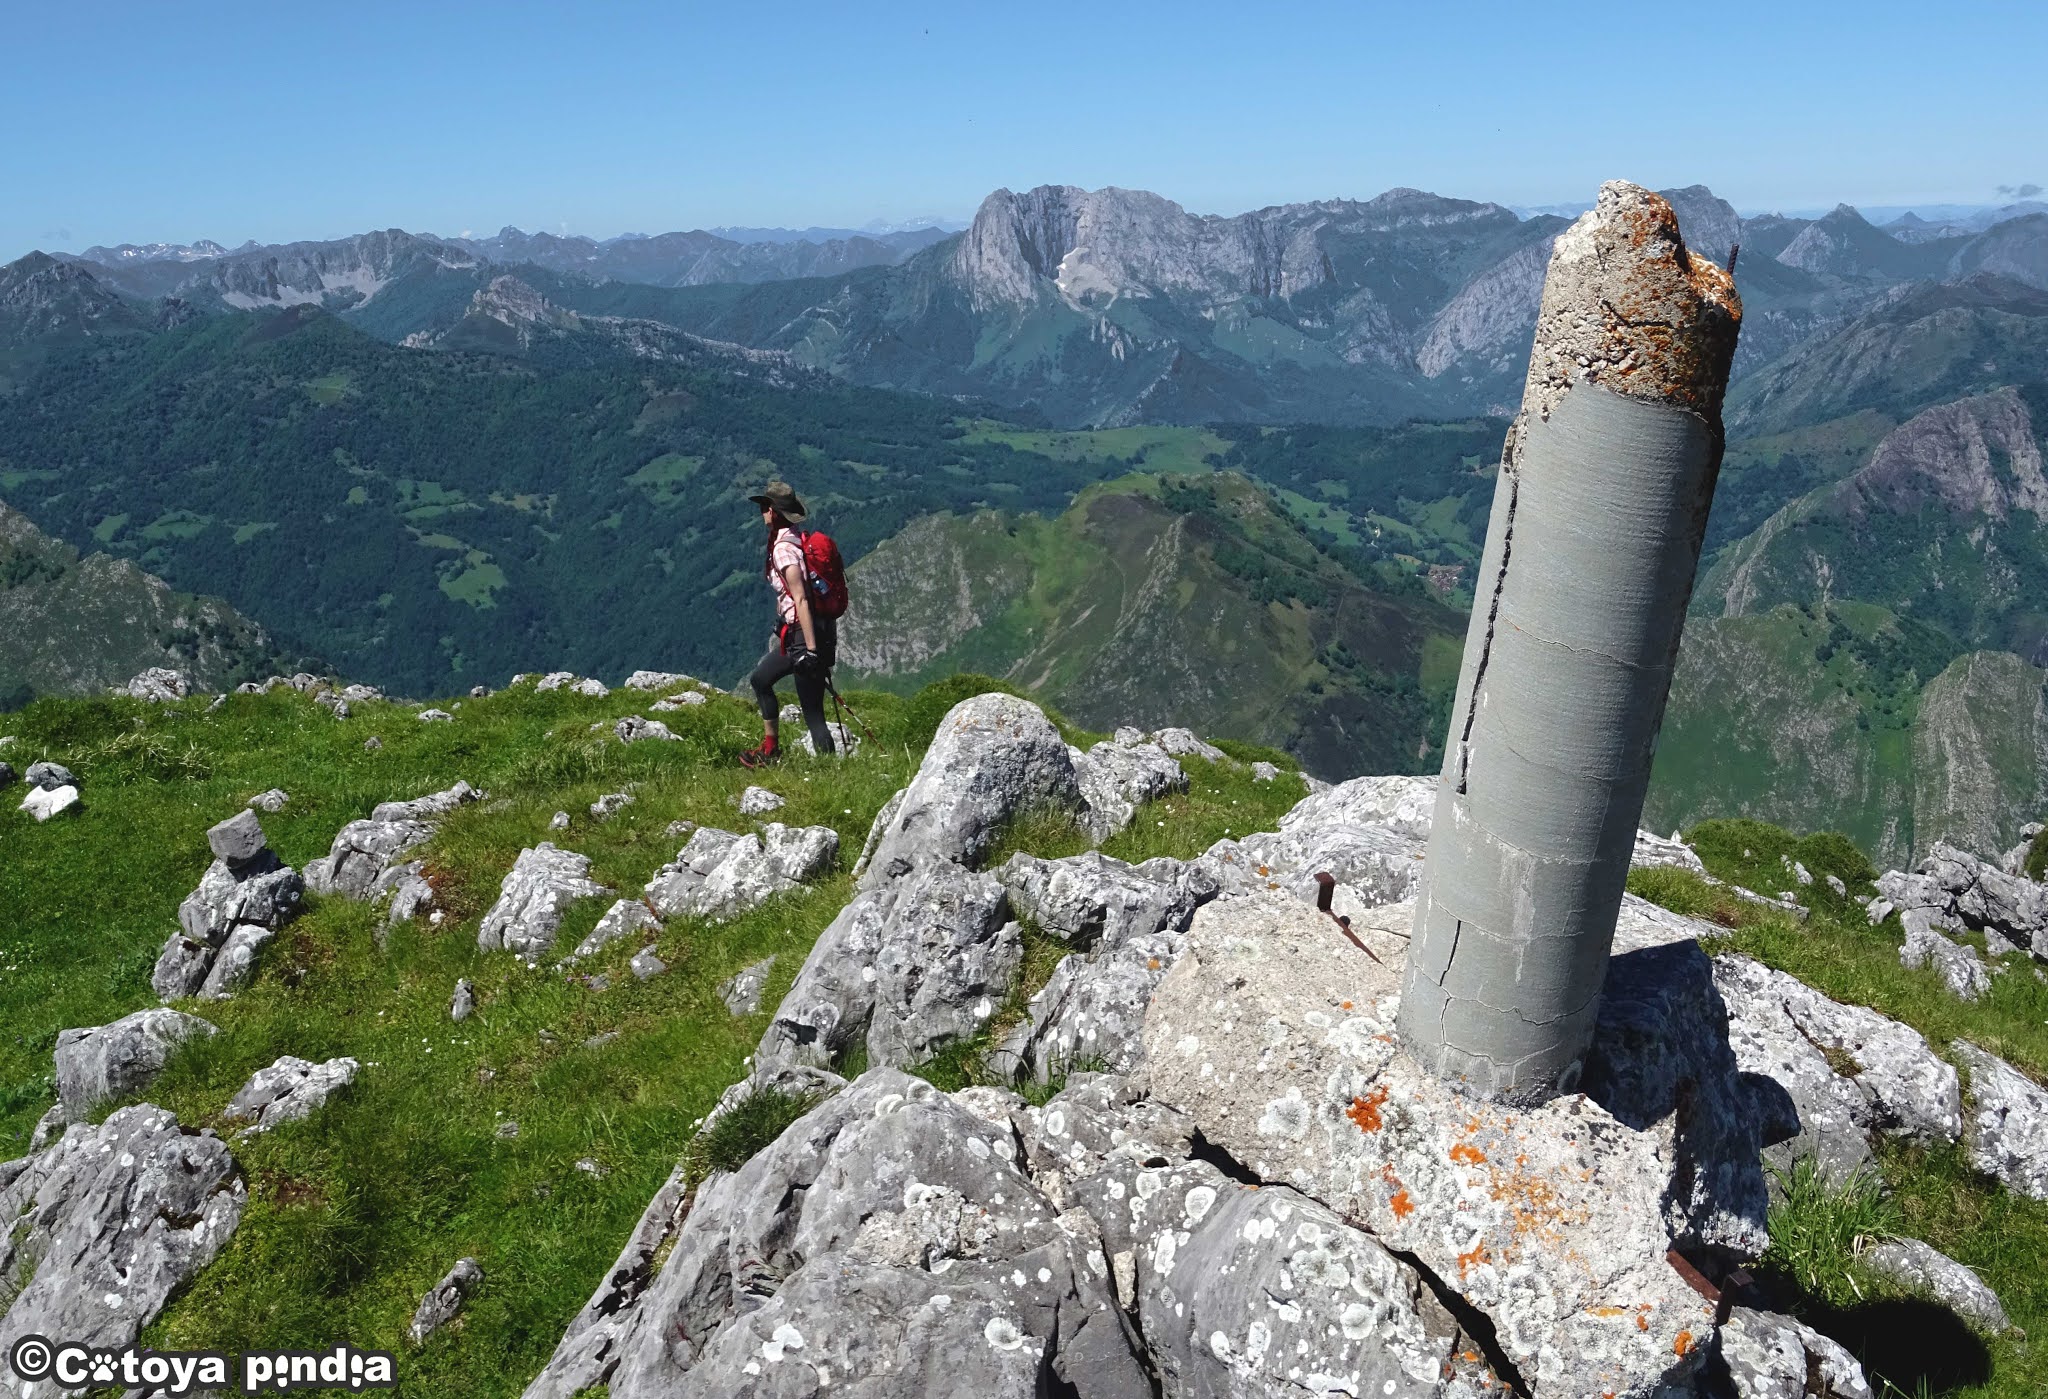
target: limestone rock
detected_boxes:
[990,928,1187,1085]
[857,693,1088,886]
[26,759,77,789]
[1713,955,1961,1181]
[158,827,303,1002]
[1954,1041,2048,1200]
[720,956,776,1015]
[125,666,190,701]
[198,921,276,999]
[1250,759,1280,782]
[737,784,785,815]
[614,714,679,743]
[571,898,662,961]
[1921,839,2048,957]
[1900,915,1992,999]
[1069,737,1186,838]
[371,781,482,823]
[208,808,269,865]
[628,947,667,980]
[798,720,858,757]
[305,816,433,898]
[756,857,1015,1076]
[409,1257,483,1344]
[0,1105,245,1369]
[1203,774,1434,914]
[572,677,609,697]
[1143,893,1764,1397]
[450,978,475,1022]
[650,693,707,711]
[247,787,289,812]
[851,786,904,881]
[1861,1237,2011,1334]
[1150,726,1226,761]
[384,863,436,926]
[995,850,1217,951]
[643,823,838,923]
[624,670,695,691]
[54,1009,217,1120]
[1716,1306,1872,1398]
[1632,827,1709,874]
[476,843,611,962]
[418,707,454,722]
[224,1055,359,1134]
[20,783,80,820]
[589,791,634,820]
[534,671,576,691]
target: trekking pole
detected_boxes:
[822,675,880,744]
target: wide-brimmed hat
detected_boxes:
[747,480,807,523]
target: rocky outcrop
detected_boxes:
[153,810,304,1001]
[476,844,612,963]
[53,1008,216,1122]
[570,898,661,962]
[409,1258,483,1345]
[755,858,1016,1077]
[124,666,189,701]
[1068,736,1186,839]
[0,1106,245,1370]
[1918,839,2048,958]
[221,1055,359,1136]
[642,823,838,922]
[304,780,481,910]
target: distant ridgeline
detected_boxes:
[3,187,2047,847]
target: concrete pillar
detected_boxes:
[1396,182,1742,1103]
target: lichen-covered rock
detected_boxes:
[615,714,679,743]
[857,693,1088,886]
[197,922,276,999]
[1716,1306,1871,1398]
[737,784,785,815]
[798,719,859,758]
[1900,914,1992,1000]
[851,786,905,881]
[1860,1237,2011,1334]
[409,1257,483,1344]
[534,671,577,691]
[1713,955,1961,1181]
[1632,828,1708,874]
[384,863,437,926]
[476,844,611,962]
[589,791,635,820]
[223,1055,360,1134]
[629,947,667,980]
[624,670,695,691]
[208,809,269,865]
[755,857,1015,1076]
[995,850,1216,951]
[1953,1040,2048,1200]
[305,817,435,897]
[1921,840,2048,955]
[570,898,663,961]
[53,1009,217,1121]
[1069,737,1186,838]
[370,780,482,823]
[572,677,609,698]
[525,1070,1147,1399]
[0,1106,245,1368]
[418,707,454,723]
[643,823,838,923]
[125,667,190,701]
[1143,893,1764,1398]
[720,956,776,1015]
[1150,726,1226,761]
[157,822,304,1002]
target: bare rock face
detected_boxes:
[53,1008,217,1121]
[477,844,612,962]
[754,858,1016,1077]
[223,1055,359,1135]
[0,1106,245,1370]
[1143,893,1766,1398]
[642,823,838,923]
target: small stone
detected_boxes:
[223,1055,359,1134]
[571,677,610,698]
[470,685,490,698]
[364,737,383,752]
[590,791,634,820]
[418,708,454,723]
[247,788,289,812]
[574,1157,607,1177]
[615,715,680,743]
[1250,761,1280,782]
[664,819,697,839]
[582,1030,620,1048]
[450,979,475,1022]
[630,947,668,980]
[408,1258,483,1345]
[737,785,785,816]
[719,956,777,1015]
[1826,874,1847,897]
[496,1119,521,1138]
[549,811,571,831]
[207,809,270,866]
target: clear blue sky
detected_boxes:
[5,0,2041,259]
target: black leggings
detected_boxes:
[750,619,836,755]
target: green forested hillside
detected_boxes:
[840,472,1467,777]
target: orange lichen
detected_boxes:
[1449,1142,1487,1165]
[1340,1000,1353,1010]
[1389,1190,1415,1219]
[1635,1314,1650,1332]
[1456,1242,1489,1278]
[1673,1330,1695,1357]
[1346,1086,1390,1132]
[1586,1306,1627,1319]
[1146,958,1161,970]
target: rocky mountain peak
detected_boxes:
[0,252,142,344]
[1850,387,2048,525]
[1775,202,1918,277]
[1658,184,1742,265]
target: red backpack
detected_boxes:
[799,530,849,619]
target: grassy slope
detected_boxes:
[1630,819,2048,1398]
[0,676,1303,1397]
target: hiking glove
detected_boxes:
[794,651,824,679]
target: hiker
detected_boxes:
[741,481,840,767]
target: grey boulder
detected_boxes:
[719,956,776,1015]
[125,667,190,701]
[1860,1237,2011,1334]
[247,787,289,812]
[53,1009,217,1120]
[1068,737,1186,838]
[477,843,612,962]
[570,898,663,961]
[643,823,838,923]
[0,1106,245,1371]
[157,830,304,1002]
[736,784,785,815]
[208,808,270,865]
[451,978,476,1022]
[615,714,679,743]
[371,779,482,823]
[1900,914,1992,1000]
[995,850,1216,951]
[1716,1306,1872,1398]
[629,947,668,980]
[20,783,81,821]
[1954,1040,2048,1200]
[26,760,76,789]
[223,1055,359,1135]
[305,817,435,898]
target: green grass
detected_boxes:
[2026,827,2047,882]
[1761,1158,1902,1307]
[682,1084,822,1186]
[0,671,1297,1396]
[958,421,1228,474]
[305,372,353,406]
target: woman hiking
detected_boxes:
[740,481,837,767]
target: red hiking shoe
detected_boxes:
[738,739,780,769]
